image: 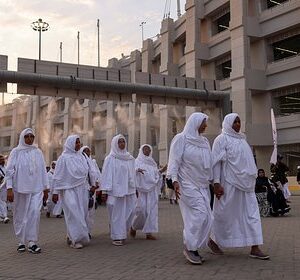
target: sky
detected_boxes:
[0,0,186,71]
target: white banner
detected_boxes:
[270,108,277,164]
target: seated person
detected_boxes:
[256,169,290,217]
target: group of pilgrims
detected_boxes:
[0,112,270,264]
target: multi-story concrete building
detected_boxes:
[1,0,300,173]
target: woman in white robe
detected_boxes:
[52,135,96,249]
[130,144,161,240]
[101,134,136,246]
[211,113,269,260]
[46,161,63,218]
[79,146,100,236]
[167,112,213,265]
[5,128,49,253]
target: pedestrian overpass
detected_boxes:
[0,55,230,115]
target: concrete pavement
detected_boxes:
[0,197,299,280]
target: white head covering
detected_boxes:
[63,135,79,154]
[50,161,56,173]
[136,144,157,168]
[80,145,91,158]
[53,135,89,189]
[15,128,37,151]
[222,113,245,139]
[182,112,210,148]
[109,134,134,161]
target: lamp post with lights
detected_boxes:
[31,18,49,60]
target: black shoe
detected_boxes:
[170,199,173,205]
[46,212,50,218]
[28,244,41,254]
[17,244,26,253]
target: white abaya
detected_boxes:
[132,145,161,234]
[212,113,263,248]
[47,163,63,216]
[5,128,48,245]
[101,134,136,241]
[167,113,213,251]
[53,135,95,245]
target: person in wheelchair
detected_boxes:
[255,169,290,217]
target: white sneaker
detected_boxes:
[70,243,83,249]
[3,217,10,224]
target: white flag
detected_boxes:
[270,108,277,164]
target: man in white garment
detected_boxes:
[130,144,163,240]
[211,113,269,260]
[0,155,10,223]
[101,134,136,246]
[167,113,214,265]
[6,128,49,253]
[46,161,63,218]
[52,135,96,249]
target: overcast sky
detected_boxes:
[0,0,185,71]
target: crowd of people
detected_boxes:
[1,112,296,264]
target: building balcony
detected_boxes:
[266,55,300,90]
[276,114,300,145]
[259,0,300,37]
[203,0,230,17]
[208,30,231,60]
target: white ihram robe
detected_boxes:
[167,113,213,251]
[53,135,95,245]
[80,146,102,234]
[5,128,48,245]
[132,145,161,234]
[212,113,263,247]
[101,134,136,241]
[46,162,63,216]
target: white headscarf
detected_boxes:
[109,134,134,161]
[14,128,39,175]
[136,144,157,168]
[15,128,38,151]
[182,112,210,149]
[222,113,245,139]
[63,135,79,155]
[53,135,89,189]
[50,161,56,173]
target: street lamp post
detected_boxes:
[31,18,49,60]
[140,21,146,45]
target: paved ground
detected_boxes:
[0,197,299,280]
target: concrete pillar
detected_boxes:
[230,0,251,132]
[159,18,178,75]
[158,105,172,165]
[185,0,203,78]
[105,101,116,154]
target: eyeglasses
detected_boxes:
[24,134,35,139]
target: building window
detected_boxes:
[78,99,85,105]
[150,127,157,147]
[212,12,230,35]
[3,116,12,127]
[272,34,300,61]
[266,0,289,9]
[72,118,83,130]
[3,136,11,147]
[216,60,232,80]
[57,98,65,112]
[273,91,300,115]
